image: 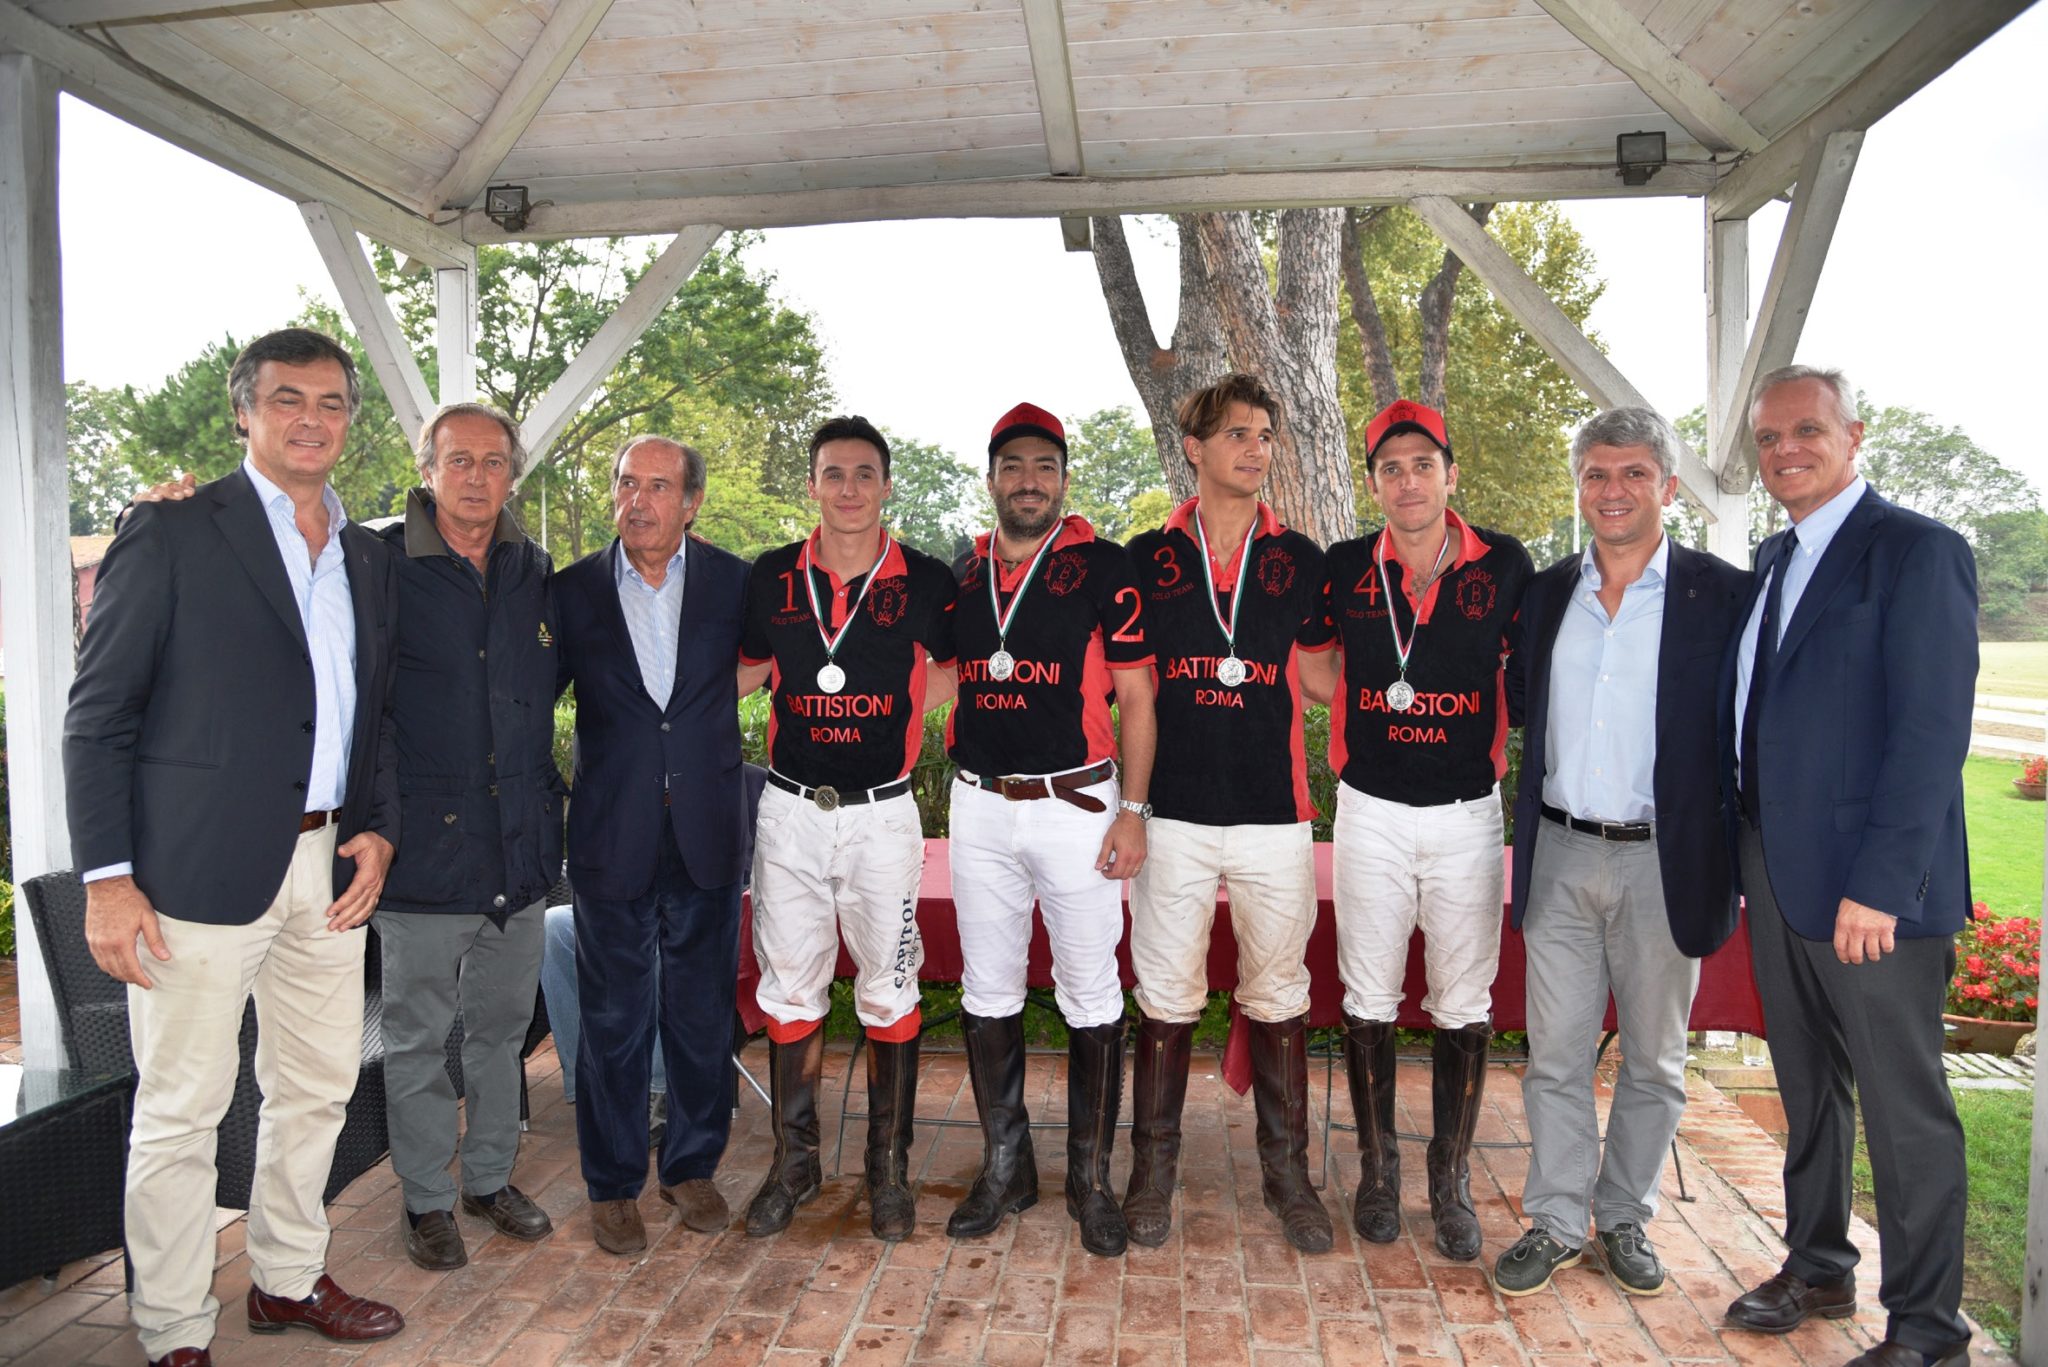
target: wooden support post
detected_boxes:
[1703,212,1751,565]
[517,224,720,471]
[1712,131,1861,491]
[0,53,72,1067]
[301,200,434,444]
[2030,825,2048,1363]
[436,249,478,405]
[1060,216,1091,252]
[1408,193,1722,517]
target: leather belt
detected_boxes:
[767,770,912,813]
[959,760,1115,814]
[297,808,342,833]
[1541,803,1652,842]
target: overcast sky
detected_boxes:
[58,4,2048,494]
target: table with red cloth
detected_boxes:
[736,839,1766,1091]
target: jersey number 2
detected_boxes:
[1110,587,1144,643]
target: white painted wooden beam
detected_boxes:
[1530,0,1765,154]
[1060,215,1090,252]
[1408,193,1720,514]
[301,201,434,444]
[1712,131,1861,492]
[517,224,720,470]
[1019,0,1083,178]
[429,0,615,212]
[1709,0,2029,220]
[0,0,468,266]
[1702,212,1751,562]
[461,163,1712,241]
[0,52,73,1067]
[436,250,478,405]
[26,0,380,24]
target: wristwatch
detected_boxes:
[1118,798,1153,819]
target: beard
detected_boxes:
[996,492,1061,541]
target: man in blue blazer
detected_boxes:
[552,435,751,1255]
[1492,408,1751,1300]
[1720,367,1976,1367]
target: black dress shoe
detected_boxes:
[1724,1270,1856,1334]
[403,1208,467,1271]
[1843,1340,1970,1367]
[461,1184,554,1241]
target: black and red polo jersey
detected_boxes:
[1309,510,1530,806]
[741,529,957,791]
[1126,498,1328,825]
[947,514,1153,777]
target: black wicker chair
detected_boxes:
[22,870,391,1208]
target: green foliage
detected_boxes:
[1067,406,1170,542]
[1337,204,1596,544]
[1973,509,2048,622]
[66,382,137,535]
[882,431,977,561]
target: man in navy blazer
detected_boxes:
[552,434,751,1256]
[1491,408,1750,1300]
[1720,366,1976,1367]
[65,329,404,1365]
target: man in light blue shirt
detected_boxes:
[1494,408,1751,1299]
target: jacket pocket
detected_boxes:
[137,753,219,770]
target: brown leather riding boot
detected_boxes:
[1064,1020,1128,1258]
[947,1011,1038,1238]
[1121,1014,1194,1247]
[1246,1013,1335,1253]
[744,1026,825,1236]
[1426,1021,1492,1261]
[1344,1017,1401,1242]
[864,1034,920,1242]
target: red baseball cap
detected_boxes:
[988,401,1068,460]
[1365,398,1452,464]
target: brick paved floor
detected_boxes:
[0,1040,2016,1366]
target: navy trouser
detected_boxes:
[572,824,741,1200]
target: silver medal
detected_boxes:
[816,662,846,694]
[1216,655,1247,688]
[988,649,1016,681]
[1386,679,1416,712]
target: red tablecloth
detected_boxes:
[737,839,1766,1090]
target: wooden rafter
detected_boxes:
[1018,0,1083,178]
[436,251,478,405]
[1530,0,1765,154]
[25,0,380,25]
[1713,130,1862,491]
[1407,193,1722,514]
[428,0,616,212]
[0,0,468,267]
[302,200,435,443]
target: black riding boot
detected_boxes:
[1121,1015,1194,1247]
[864,1034,920,1241]
[744,1027,825,1236]
[947,1011,1038,1238]
[1344,1017,1401,1243]
[1427,1021,1492,1261]
[1247,1013,1334,1253]
[1064,1020,1128,1257]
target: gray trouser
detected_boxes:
[377,902,546,1213]
[1519,823,1698,1246]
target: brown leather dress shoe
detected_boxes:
[592,1198,647,1255]
[1724,1270,1857,1334]
[1845,1340,1970,1367]
[403,1208,468,1270]
[462,1184,554,1241]
[246,1274,404,1342]
[147,1349,212,1366]
[661,1178,731,1233]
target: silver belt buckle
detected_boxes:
[812,785,841,812]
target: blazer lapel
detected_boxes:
[341,522,381,701]
[1775,489,1884,663]
[595,540,639,668]
[667,536,709,715]
[213,468,309,652]
[1655,545,1699,744]
[1526,565,1573,734]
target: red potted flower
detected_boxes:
[1944,906,2040,1054]
[2015,755,2047,800]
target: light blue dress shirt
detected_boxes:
[1542,534,1667,823]
[1734,476,1867,752]
[615,543,688,707]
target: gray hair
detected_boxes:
[1751,364,1859,427]
[612,435,708,529]
[1570,406,1679,482]
[415,401,527,481]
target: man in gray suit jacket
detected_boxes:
[65,329,404,1367]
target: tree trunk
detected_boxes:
[1089,214,1227,510]
[1416,204,1493,411]
[1340,209,1400,412]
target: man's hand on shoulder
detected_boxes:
[85,875,171,988]
[133,471,198,505]
[1095,810,1148,882]
[326,830,395,931]
[1834,896,1897,964]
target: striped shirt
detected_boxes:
[615,544,688,707]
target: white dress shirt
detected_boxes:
[1734,476,1868,751]
[615,542,688,707]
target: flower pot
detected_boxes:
[1941,1013,2033,1055]
[2013,779,2046,800]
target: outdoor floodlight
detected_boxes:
[1615,131,1667,187]
[485,184,531,232]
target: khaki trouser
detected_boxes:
[1130,818,1316,1024]
[126,825,365,1360]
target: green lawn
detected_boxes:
[1980,641,2048,698]
[1964,754,2046,919]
